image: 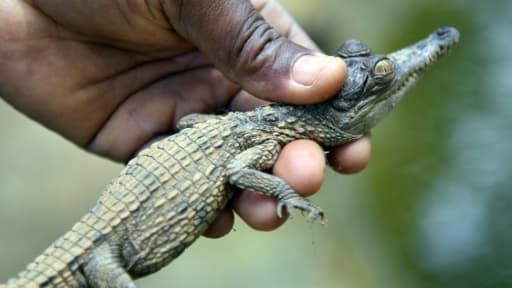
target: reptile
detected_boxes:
[0,27,459,287]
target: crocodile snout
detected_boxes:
[435,26,460,44]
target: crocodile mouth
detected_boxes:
[383,27,460,103]
[398,46,456,92]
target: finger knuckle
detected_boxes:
[229,12,282,76]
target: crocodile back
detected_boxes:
[107,119,241,277]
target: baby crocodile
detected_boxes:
[1,27,459,287]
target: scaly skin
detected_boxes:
[1,27,459,287]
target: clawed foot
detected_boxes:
[276,197,325,223]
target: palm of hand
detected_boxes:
[1,1,247,161]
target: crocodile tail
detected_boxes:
[1,230,86,287]
[1,211,108,287]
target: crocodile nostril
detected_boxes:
[436,27,451,37]
[436,26,459,39]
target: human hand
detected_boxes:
[0,0,371,237]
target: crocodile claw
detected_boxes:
[276,197,325,223]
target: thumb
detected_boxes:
[162,0,346,104]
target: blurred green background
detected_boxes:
[1,0,511,287]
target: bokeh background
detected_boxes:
[1,0,511,287]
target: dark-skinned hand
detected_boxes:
[0,0,371,238]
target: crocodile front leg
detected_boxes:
[226,140,324,221]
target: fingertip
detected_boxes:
[202,208,235,238]
[328,134,372,174]
[233,191,286,231]
[273,140,326,196]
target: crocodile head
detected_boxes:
[329,27,459,136]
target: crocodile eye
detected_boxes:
[374,58,393,75]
